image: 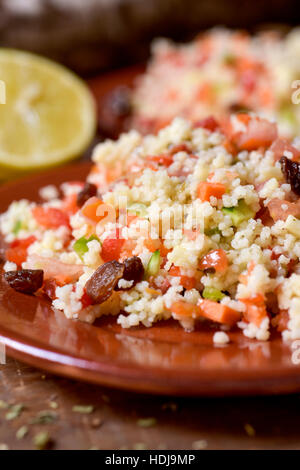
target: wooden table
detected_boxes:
[0,357,300,450]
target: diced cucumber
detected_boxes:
[202,286,225,301]
[145,250,161,278]
[73,235,100,260]
[12,220,22,235]
[222,199,255,226]
[128,203,148,217]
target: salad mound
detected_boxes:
[2,113,300,343]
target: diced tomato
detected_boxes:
[193,116,219,132]
[199,299,240,326]
[101,231,125,262]
[6,236,36,266]
[267,198,300,222]
[240,294,267,326]
[270,138,300,162]
[146,154,174,167]
[195,82,215,104]
[168,265,196,290]
[32,207,70,229]
[26,254,84,284]
[199,249,228,273]
[81,290,93,309]
[235,117,277,151]
[62,193,78,215]
[197,182,226,202]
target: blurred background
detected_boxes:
[0,0,299,77]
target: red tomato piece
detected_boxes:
[199,249,228,273]
[32,207,70,229]
[6,236,36,266]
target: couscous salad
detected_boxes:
[2,113,300,343]
[131,28,300,138]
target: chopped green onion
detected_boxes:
[202,286,225,302]
[145,250,161,278]
[73,235,100,260]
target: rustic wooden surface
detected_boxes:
[0,357,300,450]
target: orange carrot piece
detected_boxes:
[240,294,267,326]
[171,301,201,318]
[81,198,105,223]
[199,299,240,326]
[197,182,226,202]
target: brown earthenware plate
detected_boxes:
[1,163,300,396]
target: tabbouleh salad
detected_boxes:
[2,113,300,344]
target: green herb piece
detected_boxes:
[16,425,28,440]
[72,405,94,414]
[0,400,8,409]
[12,220,22,235]
[33,431,51,450]
[5,403,24,421]
[30,410,57,424]
[202,287,225,302]
[73,235,100,260]
[137,417,157,428]
[145,250,161,278]
[222,199,255,226]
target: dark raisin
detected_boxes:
[203,267,216,275]
[77,183,98,207]
[280,156,300,195]
[115,256,144,291]
[85,260,124,304]
[4,269,43,294]
[98,86,132,139]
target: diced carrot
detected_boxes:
[32,207,70,229]
[239,294,267,326]
[171,301,201,318]
[144,239,170,257]
[6,236,36,266]
[199,249,228,273]
[197,182,226,202]
[199,299,240,326]
[81,198,104,223]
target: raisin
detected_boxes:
[98,86,132,139]
[115,256,144,291]
[4,269,44,294]
[85,260,124,304]
[42,279,57,300]
[77,183,98,207]
[280,156,300,195]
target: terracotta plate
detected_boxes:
[1,163,300,396]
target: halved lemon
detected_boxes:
[0,49,96,177]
